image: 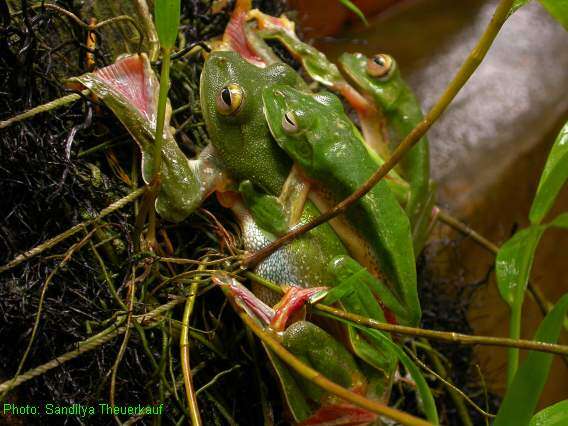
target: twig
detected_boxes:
[243,0,515,269]
[0,187,145,274]
[0,90,89,129]
[246,272,568,356]
[180,264,205,426]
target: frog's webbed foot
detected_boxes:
[215,272,327,331]
[271,286,327,331]
[70,54,230,223]
[298,403,377,426]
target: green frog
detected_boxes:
[201,52,420,420]
[262,83,420,327]
[339,52,434,249]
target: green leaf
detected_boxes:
[539,0,568,31]
[529,121,568,224]
[510,0,531,14]
[530,400,568,426]
[345,321,439,424]
[339,0,369,26]
[154,0,181,49]
[496,226,545,308]
[494,294,568,426]
[551,212,568,229]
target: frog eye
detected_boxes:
[216,83,244,115]
[282,111,299,133]
[366,54,393,79]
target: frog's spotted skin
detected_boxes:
[232,200,347,304]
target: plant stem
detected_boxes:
[0,90,89,129]
[243,0,515,269]
[246,272,568,356]
[0,296,187,394]
[507,304,522,386]
[180,267,204,426]
[153,47,172,180]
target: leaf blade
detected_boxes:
[494,294,568,426]
[496,226,545,308]
[154,0,181,49]
[530,400,568,426]
[529,121,568,224]
[339,0,369,26]
[539,0,568,31]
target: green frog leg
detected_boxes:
[215,274,379,424]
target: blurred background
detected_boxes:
[291,0,568,409]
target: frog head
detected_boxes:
[261,84,355,181]
[339,52,403,111]
[200,51,306,195]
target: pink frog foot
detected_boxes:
[299,403,377,426]
[213,274,327,332]
[270,286,328,332]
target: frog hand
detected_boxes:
[271,285,328,331]
[239,180,288,236]
[69,54,221,222]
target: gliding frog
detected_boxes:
[339,52,434,250]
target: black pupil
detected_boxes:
[221,87,232,106]
[284,113,295,126]
[373,56,385,67]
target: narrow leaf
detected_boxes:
[529,121,568,224]
[494,294,568,426]
[360,327,439,424]
[510,0,531,14]
[539,0,568,31]
[339,0,369,26]
[496,226,545,308]
[154,0,181,49]
[551,212,568,229]
[530,400,568,426]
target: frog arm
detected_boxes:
[240,163,312,235]
[70,54,225,222]
[239,180,288,236]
